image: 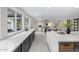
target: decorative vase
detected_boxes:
[25,27,28,31]
[66,27,71,34]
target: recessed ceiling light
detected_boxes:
[48,7,51,8]
[75,7,79,8]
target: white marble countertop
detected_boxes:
[47,31,79,52]
[0,29,35,52]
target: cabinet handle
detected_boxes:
[64,44,71,46]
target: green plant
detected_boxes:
[60,20,74,28]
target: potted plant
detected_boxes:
[60,20,74,34]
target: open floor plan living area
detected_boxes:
[1,7,79,52]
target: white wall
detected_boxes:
[0,8,8,40]
[29,18,38,29]
[0,8,1,39]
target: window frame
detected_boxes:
[7,8,24,36]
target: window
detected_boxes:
[7,8,15,33]
[24,17,29,30]
[70,20,74,31]
[7,8,23,35]
[59,20,74,31]
[17,12,22,31]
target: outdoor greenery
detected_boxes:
[60,20,74,28]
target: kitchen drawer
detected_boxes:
[59,42,74,52]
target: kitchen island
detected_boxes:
[0,29,35,52]
[47,31,79,52]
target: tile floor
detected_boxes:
[29,32,50,52]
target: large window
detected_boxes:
[7,8,23,34]
[59,20,74,31]
[7,8,15,33]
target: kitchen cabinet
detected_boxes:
[14,45,21,52]
[74,42,79,52]
[22,37,29,52]
[14,30,35,52]
[59,42,74,52]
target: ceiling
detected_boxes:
[24,7,79,21]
